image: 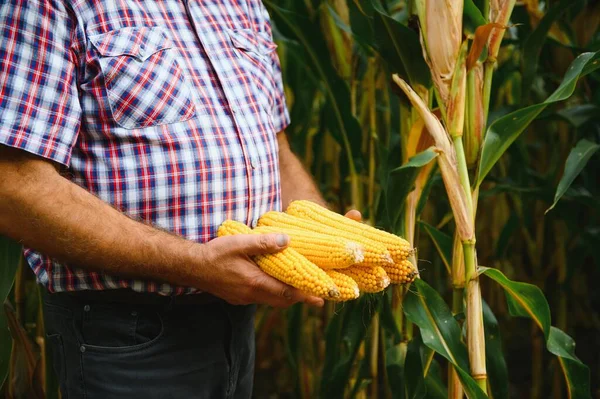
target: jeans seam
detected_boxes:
[71,313,88,399]
[131,311,138,345]
[47,334,68,398]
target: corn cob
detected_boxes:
[339,265,391,293]
[254,225,364,269]
[382,259,419,285]
[325,270,360,301]
[285,200,414,264]
[217,220,340,299]
[258,211,392,266]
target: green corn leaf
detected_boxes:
[285,303,303,372]
[403,279,487,399]
[416,169,439,217]
[477,51,600,186]
[321,296,378,398]
[265,1,363,165]
[424,358,447,399]
[482,301,509,399]
[385,336,428,399]
[464,0,487,33]
[554,105,600,128]
[482,268,591,398]
[327,3,374,56]
[480,267,551,338]
[0,236,22,387]
[348,347,373,399]
[521,0,580,101]
[419,221,453,274]
[548,327,591,399]
[546,139,600,213]
[386,148,439,233]
[385,344,405,399]
[370,0,431,88]
[384,337,429,399]
[380,289,402,344]
[404,338,427,399]
[495,213,519,259]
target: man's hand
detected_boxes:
[198,209,360,308]
[199,233,324,308]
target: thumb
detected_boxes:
[230,233,290,256]
[344,209,362,222]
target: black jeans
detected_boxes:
[42,289,256,399]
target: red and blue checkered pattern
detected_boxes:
[0,0,290,295]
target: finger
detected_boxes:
[226,233,289,256]
[261,291,324,308]
[283,288,324,308]
[250,274,323,308]
[302,296,325,308]
[344,209,362,222]
[250,276,299,307]
[261,288,324,308]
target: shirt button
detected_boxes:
[83,305,90,312]
[250,159,257,169]
[251,219,258,228]
[80,345,86,353]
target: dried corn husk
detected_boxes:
[488,0,517,59]
[414,0,464,106]
[393,75,474,242]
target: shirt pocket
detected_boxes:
[227,28,278,116]
[89,26,196,129]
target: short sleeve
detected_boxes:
[261,5,291,134]
[0,0,81,166]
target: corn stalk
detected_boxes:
[393,1,491,390]
[367,57,380,398]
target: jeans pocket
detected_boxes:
[78,305,164,354]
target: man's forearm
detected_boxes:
[0,147,204,288]
[277,133,325,208]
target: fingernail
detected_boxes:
[283,289,292,300]
[276,234,289,247]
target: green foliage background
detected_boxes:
[253,1,600,398]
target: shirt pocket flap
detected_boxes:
[89,26,173,62]
[227,29,277,57]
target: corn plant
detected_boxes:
[2,0,600,398]
[260,0,599,397]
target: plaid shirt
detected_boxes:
[0,0,289,295]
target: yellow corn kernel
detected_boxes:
[258,211,392,266]
[285,200,414,264]
[325,270,360,301]
[339,265,391,293]
[254,225,364,269]
[217,220,340,299]
[382,259,419,285]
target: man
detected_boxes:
[0,0,359,397]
